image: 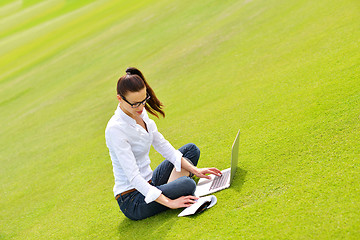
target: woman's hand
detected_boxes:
[168,195,199,209]
[156,194,198,209]
[194,167,222,180]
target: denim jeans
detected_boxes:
[116,143,200,220]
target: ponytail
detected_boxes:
[117,67,165,118]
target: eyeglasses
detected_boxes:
[121,93,150,108]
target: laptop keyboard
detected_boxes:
[209,171,230,191]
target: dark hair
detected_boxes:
[117,67,165,118]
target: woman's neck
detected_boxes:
[120,104,135,119]
[120,104,144,122]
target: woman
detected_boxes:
[105,67,221,220]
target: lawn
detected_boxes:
[0,0,359,239]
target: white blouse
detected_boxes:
[105,105,182,203]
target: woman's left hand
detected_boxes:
[194,167,222,179]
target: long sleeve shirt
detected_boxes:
[105,105,182,203]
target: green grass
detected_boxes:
[1,0,359,239]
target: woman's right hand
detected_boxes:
[156,194,198,209]
[168,195,199,209]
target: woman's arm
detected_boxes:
[151,124,182,172]
[180,157,222,179]
[167,157,222,183]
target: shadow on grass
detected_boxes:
[117,209,179,239]
[117,168,247,237]
[230,167,247,193]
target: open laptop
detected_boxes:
[194,129,240,197]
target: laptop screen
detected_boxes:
[230,130,240,184]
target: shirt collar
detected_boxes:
[115,104,150,127]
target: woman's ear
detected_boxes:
[117,94,122,103]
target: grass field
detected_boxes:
[1,0,359,239]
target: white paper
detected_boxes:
[178,195,217,217]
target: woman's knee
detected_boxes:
[187,143,200,154]
[180,143,200,166]
[179,176,196,195]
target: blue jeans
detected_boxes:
[116,143,200,220]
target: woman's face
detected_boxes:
[117,87,147,118]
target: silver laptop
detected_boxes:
[194,129,240,197]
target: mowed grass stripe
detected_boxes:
[0,0,149,84]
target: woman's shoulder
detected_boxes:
[105,115,128,136]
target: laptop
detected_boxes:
[194,129,240,197]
